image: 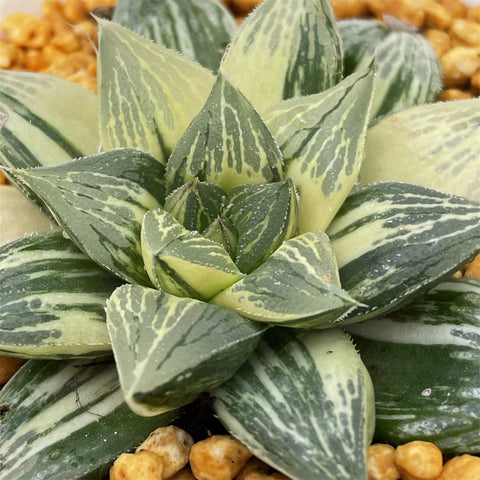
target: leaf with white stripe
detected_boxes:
[7,149,165,286]
[165,73,284,193]
[0,230,123,359]
[203,216,237,258]
[211,231,360,328]
[142,208,243,301]
[106,284,266,416]
[220,0,342,112]
[226,180,298,273]
[113,0,236,73]
[164,179,226,233]
[0,70,99,206]
[349,278,480,453]
[0,359,178,479]
[213,328,375,480]
[328,182,480,323]
[98,19,215,164]
[360,98,480,202]
[262,64,375,232]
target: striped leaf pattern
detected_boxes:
[339,20,442,119]
[349,278,480,453]
[211,231,360,328]
[165,73,284,193]
[220,0,342,112]
[227,179,298,273]
[164,179,226,233]
[0,230,122,359]
[203,217,237,258]
[141,208,243,300]
[106,284,266,416]
[98,19,215,164]
[113,0,237,73]
[213,328,375,480]
[7,149,165,286]
[360,98,480,202]
[262,65,375,232]
[327,182,480,323]
[0,359,178,479]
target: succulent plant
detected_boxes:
[1,0,480,478]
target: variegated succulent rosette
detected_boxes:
[0,0,480,479]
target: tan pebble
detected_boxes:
[189,435,252,480]
[438,88,474,101]
[419,0,452,30]
[170,466,196,480]
[395,441,443,480]
[109,451,164,480]
[0,356,26,385]
[366,0,425,27]
[424,29,451,57]
[329,0,370,19]
[367,444,400,480]
[464,254,480,278]
[449,19,480,46]
[236,457,272,480]
[437,454,480,480]
[136,426,194,480]
[466,6,480,24]
[440,46,480,88]
[435,0,467,19]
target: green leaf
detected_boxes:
[0,359,179,479]
[213,328,375,480]
[211,231,360,328]
[6,149,165,286]
[164,179,226,233]
[98,19,215,164]
[106,284,266,416]
[0,230,123,359]
[220,0,343,112]
[262,64,375,232]
[113,0,237,73]
[0,70,99,207]
[141,208,243,300]
[349,278,480,453]
[202,216,237,258]
[226,179,298,273]
[328,182,480,323]
[166,73,284,193]
[360,98,480,201]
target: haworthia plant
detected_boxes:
[113,0,237,72]
[213,328,375,480]
[0,230,122,359]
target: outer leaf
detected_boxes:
[0,230,123,359]
[262,64,375,232]
[166,73,284,193]
[227,179,298,273]
[106,284,266,416]
[7,149,165,286]
[113,0,237,73]
[0,359,178,479]
[141,208,243,301]
[213,328,375,480]
[349,278,480,453]
[164,179,226,233]
[98,19,215,164]
[359,98,480,201]
[220,0,343,112]
[327,182,480,323]
[211,231,360,328]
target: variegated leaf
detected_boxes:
[98,19,215,164]
[165,73,284,193]
[0,70,99,206]
[0,359,178,479]
[113,0,236,73]
[106,284,266,416]
[203,216,237,258]
[0,230,123,359]
[7,149,165,286]
[220,0,343,112]
[213,328,375,480]
[211,231,360,328]
[349,278,480,453]
[142,208,243,301]
[262,64,375,232]
[360,98,480,201]
[226,179,298,273]
[164,179,226,233]
[327,182,480,323]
